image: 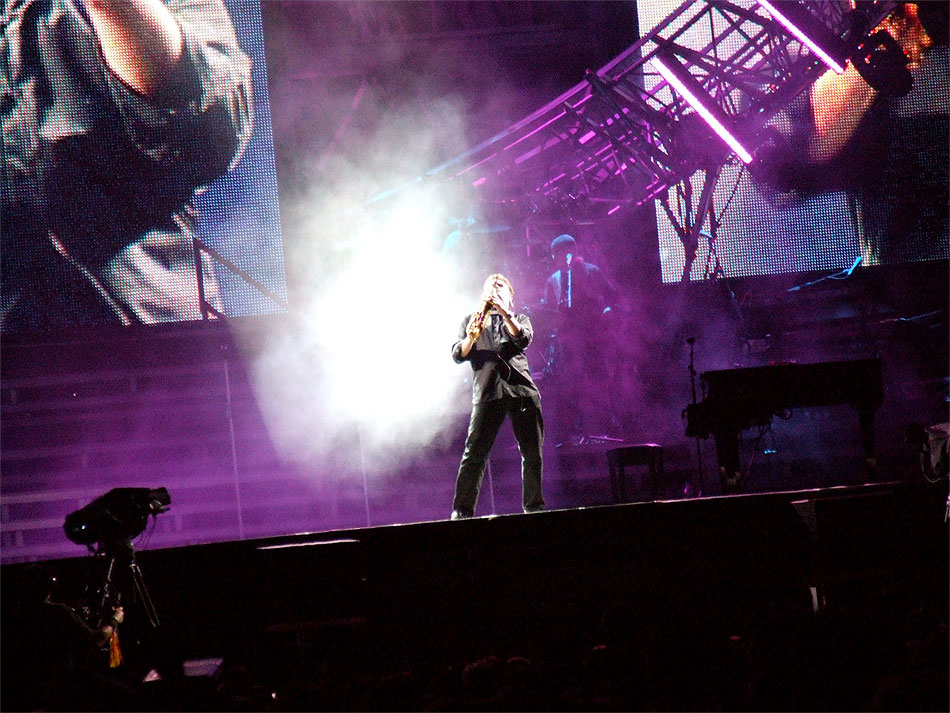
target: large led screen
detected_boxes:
[0,0,285,334]
[638,1,949,283]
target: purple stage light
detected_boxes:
[756,0,846,74]
[650,55,753,164]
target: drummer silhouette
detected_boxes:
[540,234,619,445]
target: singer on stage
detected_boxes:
[450,274,544,519]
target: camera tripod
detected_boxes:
[88,539,160,630]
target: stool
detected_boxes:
[607,444,664,503]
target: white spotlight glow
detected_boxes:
[314,192,468,445]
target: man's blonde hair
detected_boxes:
[483,273,514,300]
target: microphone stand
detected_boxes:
[687,337,705,497]
[565,255,573,309]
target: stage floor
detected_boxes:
[3,480,946,670]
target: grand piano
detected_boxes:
[684,358,883,493]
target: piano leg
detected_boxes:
[858,407,878,481]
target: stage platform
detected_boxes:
[3,480,946,678]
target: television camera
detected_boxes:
[63,488,171,632]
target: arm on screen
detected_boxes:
[86,0,254,184]
[807,64,877,163]
[808,5,932,163]
[83,0,184,96]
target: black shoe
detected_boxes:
[450,510,471,520]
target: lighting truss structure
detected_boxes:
[415,0,899,265]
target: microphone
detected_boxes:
[470,298,494,343]
[477,298,493,322]
[565,255,573,308]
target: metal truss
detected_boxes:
[421,0,899,253]
[194,238,288,320]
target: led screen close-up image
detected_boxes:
[0,0,285,334]
[639,0,949,282]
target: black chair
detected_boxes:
[607,444,664,503]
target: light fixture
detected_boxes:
[756,0,847,74]
[651,53,753,164]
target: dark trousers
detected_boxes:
[452,396,544,516]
